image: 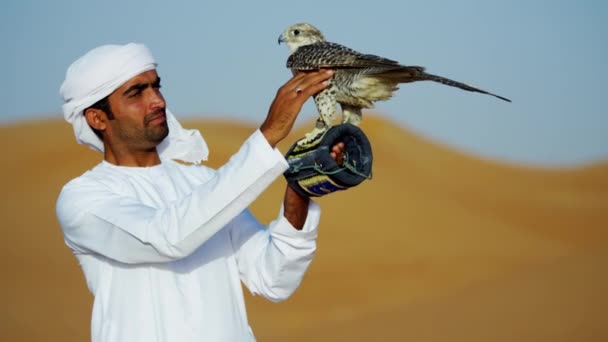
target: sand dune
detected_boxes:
[1,116,606,341]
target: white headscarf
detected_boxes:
[60,43,209,163]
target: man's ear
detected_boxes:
[84,108,108,132]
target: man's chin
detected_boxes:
[147,125,169,144]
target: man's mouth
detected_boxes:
[145,110,166,125]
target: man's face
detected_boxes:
[105,70,169,150]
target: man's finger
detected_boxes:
[332,142,345,154]
[286,69,327,88]
[288,71,310,84]
[299,70,333,89]
[292,70,333,96]
[279,74,307,95]
[300,81,331,98]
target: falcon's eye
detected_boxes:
[293,29,300,36]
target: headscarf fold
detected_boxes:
[60,43,208,163]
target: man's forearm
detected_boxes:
[282,186,310,230]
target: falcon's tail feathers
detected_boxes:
[419,72,511,102]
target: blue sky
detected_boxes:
[1,0,607,166]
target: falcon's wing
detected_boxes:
[287,42,405,70]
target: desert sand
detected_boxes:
[1,116,606,341]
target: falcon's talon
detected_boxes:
[298,126,329,147]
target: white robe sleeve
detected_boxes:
[56,130,288,264]
[228,203,320,302]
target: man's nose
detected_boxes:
[149,89,166,109]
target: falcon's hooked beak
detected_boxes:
[278,34,286,45]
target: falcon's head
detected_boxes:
[278,23,326,53]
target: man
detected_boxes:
[56,43,340,341]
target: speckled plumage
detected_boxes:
[278,23,510,140]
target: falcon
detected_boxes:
[278,23,511,141]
